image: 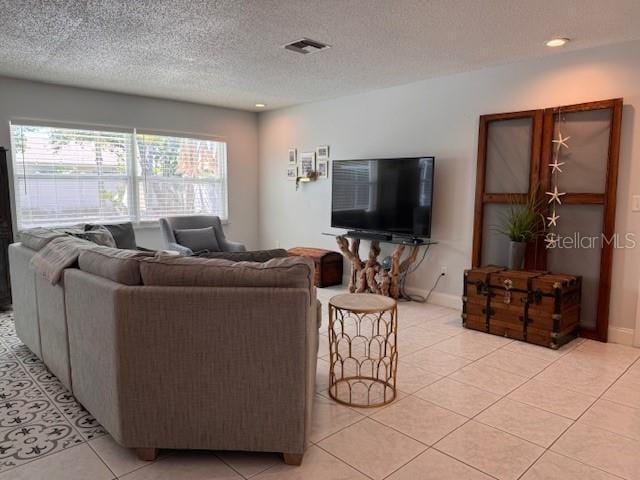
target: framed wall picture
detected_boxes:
[316,145,330,160]
[287,165,298,181]
[288,148,297,164]
[317,160,328,178]
[299,152,316,177]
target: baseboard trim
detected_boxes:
[608,327,635,346]
[403,291,635,345]
[404,287,461,310]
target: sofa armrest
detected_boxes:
[220,240,247,252]
[167,242,193,255]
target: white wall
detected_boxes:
[258,40,640,339]
[0,76,259,250]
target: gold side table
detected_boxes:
[328,293,398,408]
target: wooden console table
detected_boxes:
[324,233,437,299]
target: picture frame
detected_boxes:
[316,145,330,160]
[288,148,297,165]
[287,165,298,181]
[299,152,316,177]
[317,160,328,179]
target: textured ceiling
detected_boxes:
[1,0,639,111]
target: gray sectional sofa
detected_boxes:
[8,237,320,465]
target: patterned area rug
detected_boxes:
[0,311,106,473]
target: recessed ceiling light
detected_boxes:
[546,38,569,47]
[255,103,266,108]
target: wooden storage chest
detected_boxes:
[288,247,343,287]
[462,266,581,349]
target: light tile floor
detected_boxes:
[1,286,639,479]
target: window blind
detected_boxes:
[10,124,229,229]
[135,133,228,221]
[11,124,133,228]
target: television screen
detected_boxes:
[331,157,435,237]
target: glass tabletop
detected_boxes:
[322,231,438,246]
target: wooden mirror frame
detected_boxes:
[472,99,623,342]
[471,110,544,269]
[539,99,623,341]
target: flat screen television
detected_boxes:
[331,157,435,238]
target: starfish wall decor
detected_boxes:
[544,233,559,249]
[545,115,570,247]
[547,210,560,227]
[552,131,571,150]
[546,185,566,205]
[548,159,565,173]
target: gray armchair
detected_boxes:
[159,215,246,254]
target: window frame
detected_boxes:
[9,120,229,229]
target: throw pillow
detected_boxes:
[174,227,220,253]
[66,225,116,248]
[87,222,137,250]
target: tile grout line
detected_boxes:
[213,452,252,480]
[311,407,369,444]
[0,315,96,476]
[432,339,605,424]
[312,307,471,479]
[394,324,589,479]
[114,452,182,480]
[515,344,640,480]
[413,325,640,480]
[529,450,628,480]
[84,441,119,479]
[318,308,570,480]
[363,408,511,480]
[549,353,640,438]
[4,307,636,479]
[415,447,502,480]
[484,338,609,479]
[378,447,441,480]
[313,441,376,480]
[415,354,518,479]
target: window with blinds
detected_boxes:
[10,124,228,229]
[135,133,227,221]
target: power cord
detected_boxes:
[424,271,446,303]
[399,244,442,303]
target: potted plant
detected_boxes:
[495,192,544,269]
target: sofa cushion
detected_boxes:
[78,246,155,285]
[88,223,137,250]
[198,249,288,263]
[140,255,315,290]
[174,227,220,253]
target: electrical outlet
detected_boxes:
[275,240,281,248]
[440,266,447,276]
[633,195,640,212]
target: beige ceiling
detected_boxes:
[1,0,639,111]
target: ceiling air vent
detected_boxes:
[284,38,330,54]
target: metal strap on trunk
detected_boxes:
[481,273,491,332]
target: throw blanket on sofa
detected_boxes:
[30,236,95,284]
[19,227,68,251]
